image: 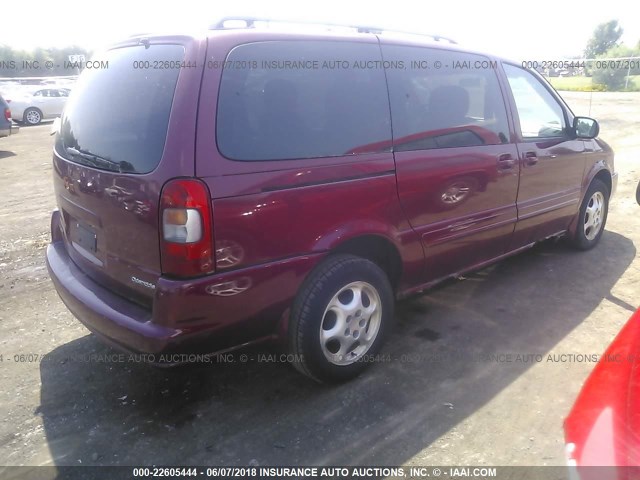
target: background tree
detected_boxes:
[585,20,623,58]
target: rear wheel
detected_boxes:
[24,108,42,126]
[568,179,609,250]
[288,254,394,383]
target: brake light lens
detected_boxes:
[4,108,10,121]
[160,179,214,278]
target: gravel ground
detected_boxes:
[0,91,639,471]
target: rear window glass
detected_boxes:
[56,44,184,174]
[216,41,392,161]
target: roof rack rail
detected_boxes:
[208,17,457,44]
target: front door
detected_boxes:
[502,64,586,247]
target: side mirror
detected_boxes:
[573,116,599,139]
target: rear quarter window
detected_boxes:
[216,41,392,161]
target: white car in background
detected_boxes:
[6,88,70,126]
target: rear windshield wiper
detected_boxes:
[65,146,134,173]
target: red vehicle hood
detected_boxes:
[565,309,640,477]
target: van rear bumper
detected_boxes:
[46,241,178,354]
[46,240,324,359]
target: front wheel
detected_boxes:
[288,254,394,383]
[567,179,609,250]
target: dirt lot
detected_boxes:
[0,92,639,471]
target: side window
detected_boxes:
[48,89,60,97]
[34,90,43,97]
[382,45,509,152]
[503,64,566,139]
[59,89,69,97]
[217,41,392,161]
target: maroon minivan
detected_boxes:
[46,19,617,382]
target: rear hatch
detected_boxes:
[52,38,202,307]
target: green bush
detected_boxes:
[579,83,608,92]
[547,76,608,92]
[592,67,626,90]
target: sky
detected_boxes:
[2,0,639,60]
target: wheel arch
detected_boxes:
[330,234,403,290]
[583,161,613,198]
[276,231,411,346]
[568,166,612,238]
[310,215,425,292]
[592,169,612,197]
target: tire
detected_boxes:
[23,108,42,126]
[636,180,640,206]
[568,179,609,250]
[288,254,394,383]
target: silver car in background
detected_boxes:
[6,88,70,125]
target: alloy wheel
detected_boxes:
[319,281,382,365]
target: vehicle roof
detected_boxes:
[213,27,520,62]
[121,28,514,64]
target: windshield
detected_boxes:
[55,44,184,174]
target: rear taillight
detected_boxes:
[3,108,10,121]
[160,178,214,278]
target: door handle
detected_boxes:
[497,153,515,169]
[523,151,538,166]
